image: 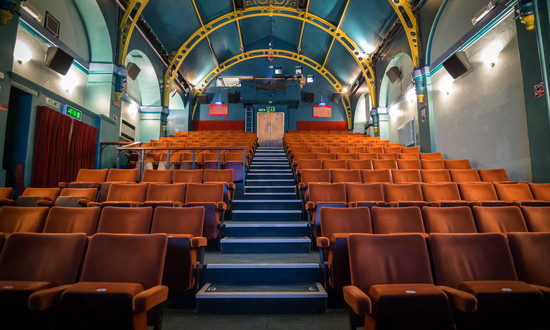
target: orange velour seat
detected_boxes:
[60,168,108,188]
[203,169,235,204]
[384,183,428,208]
[472,206,528,235]
[360,169,392,183]
[343,233,454,330]
[444,159,472,169]
[173,169,203,183]
[371,159,397,170]
[421,206,477,233]
[0,206,49,235]
[151,206,206,293]
[429,233,545,329]
[421,182,469,207]
[0,187,13,199]
[142,183,186,208]
[55,187,98,207]
[185,183,226,240]
[421,169,452,183]
[0,233,87,329]
[508,232,550,297]
[141,169,173,183]
[94,183,148,207]
[43,206,101,236]
[396,159,421,169]
[450,169,481,183]
[44,233,169,330]
[528,182,550,201]
[421,159,446,169]
[347,159,372,170]
[305,183,347,237]
[96,206,153,234]
[105,168,139,183]
[371,206,427,236]
[391,169,422,183]
[7,187,61,207]
[458,182,509,206]
[298,169,331,200]
[331,170,361,183]
[346,183,387,209]
[494,182,549,206]
[419,152,443,160]
[520,206,550,232]
[478,168,511,182]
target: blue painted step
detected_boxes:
[245,179,295,186]
[246,173,294,180]
[232,200,301,210]
[232,209,302,221]
[220,237,311,254]
[222,221,309,237]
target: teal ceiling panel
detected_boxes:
[195,0,233,24]
[340,0,395,54]
[142,0,201,52]
[209,23,242,63]
[300,24,332,64]
[179,40,217,86]
[307,0,347,26]
[247,36,297,52]
[241,16,271,49]
[272,16,301,49]
[324,42,361,87]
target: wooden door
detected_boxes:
[256,112,285,147]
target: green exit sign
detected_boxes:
[66,106,81,120]
[266,107,276,112]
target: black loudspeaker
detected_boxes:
[332,92,343,103]
[44,46,74,75]
[386,66,401,84]
[296,0,308,10]
[234,0,245,10]
[197,94,208,104]
[442,51,471,79]
[304,92,314,103]
[228,92,237,104]
[126,62,141,80]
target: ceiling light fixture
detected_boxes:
[471,1,495,25]
[21,2,42,22]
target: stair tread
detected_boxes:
[233,199,300,203]
[223,221,308,226]
[232,210,301,213]
[197,282,326,297]
[221,237,310,242]
[205,252,318,264]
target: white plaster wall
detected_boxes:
[387,90,418,144]
[431,13,532,181]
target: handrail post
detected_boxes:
[242,147,246,184]
[217,149,221,169]
[192,150,196,170]
[116,149,121,169]
[140,149,145,180]
[166,148,171,168]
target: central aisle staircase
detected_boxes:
[196,146,327,314]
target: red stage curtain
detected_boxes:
[31,106,98,187]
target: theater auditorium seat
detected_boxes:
[421,169,452,183]
[422,206,477,233]
[203,169,236,204]
[450,169,481,183]
[141,169,173,183]
[520,206,550,232]
[331,170,361,183]
[398,153,420,160]
[494,182,549,206]
[396,159,421,169]
[344,233,454,330]
[472,206,528,235]
[0,187,13,199]
[322,159,347,170]
[0,233,87,329]
[421,160,446,169]
[96,206,153,234]
[378,153,398,160]
[1,187,61,207]
[391,169,422,183]
[458,182,509,206]
[419,152,443,160]
[371,206,427,236]
[185,183,226,240]
[346,183,387,209]
[305,183,347,237]
[347,159,372,170]
[384,183,428,208]
[173,169,203,183]
[142,183,187,208]
[527,183,550,201]
[444,159,472,169]
[360,169,392,183]
[92,183,148,207]
[298,169,331,200]
[478,168,511,183]
[0,206,49,235]
[421,182,469,207]
[54,187,98,207]
[43,233,168,330]
[59,168,108,188]
[371,159,397,170]
[43,206,101,236]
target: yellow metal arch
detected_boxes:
[162,5,376,109]
[191,49,353,129]
[118,0,149,66]
[387,0,420,67]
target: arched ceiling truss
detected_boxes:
[118,0,149,66]
[191,49,352,128]
[387,0,420,67]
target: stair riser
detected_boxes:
[197,297,326,314]
[241,194,299,200]
[222,226,309,237]
[245,187,295,193]
[232,212,302,221]
[245,180,295,187]
[220,242,311,254]
[200,267,322,284]
[232,201,302,210]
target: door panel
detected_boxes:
[271,112,284,147]
[257,113,270,147]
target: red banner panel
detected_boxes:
[313,105,332,118]
[296,121,348,131]
[209,104,228,116]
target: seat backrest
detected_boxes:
[0,232,86,285]
[422,206,477,233]
[329,147,347,154]
[520,206,550,232]
[346,183,385,202]
[366,147,383,154]
[478,168,510,182]
[383,147,401,154]
[308,183,347,203]
[142,169,173,183]
[0,187,13,199]
[97,206,153,234]
[203,169,234,183]
[300,169,331,184]
[315,153,337,160]
[22,187,61,200]
[347,147,365,154]
[401,146,420,153]
[357,153,379,160]
[421,169,452,183]
[331,170,361,183]
[421,159,446,169]
[348,233,434,293]
[429,233,518,288]
[297,159,323,170]
[371,206,425,234]
[106,168,139,182]
[384,183,423,202]
[185,183,224,203]
[473,206,528,234]
[59,188,98,201]
[458,182,498,201]
[444,159,472,169]
[43,206,101,236]
[347,159,372,170]
[80,233,168,289]
[528,183,550,201]
[291,146,310,154]
[378,153,398,160]
[361,169,392,183]
[508,232,550,287]
[494,182,534,201]
[320,207,372,237]
[0,206,49,233]
[391,169,422,183]
[421,182,462,201]
[309,147,328,153]
[174,169,203,183]
[419,152,443,160]
[398,153,420,160]
[75,168,108,183]
[397,159,421,169]
[372,159,397,170]
[322,160,347,170]
[151,206,204,237]
[106,183,148,202]
[146,183,186,203]
[336,153,357,160]
[450,169,481,183]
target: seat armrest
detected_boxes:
[227,183,236,190]
[437,285,477,313]
[298,182,306,191]
[532,284,550,299]
[78,198,92,206]
[305,201,315,211]
[191,237,207,248]
[29,285,72,311]
[133,285,169,313]
[343,285,372,316]
[347,202,358,207]
[216,202,227,211]
[316,236,330,248]
[87,201,101,207]
[173,202,184,208]
[388,201,399,207]
[59,182,69,189]
[0,198,15,206]
[36,199,54,207]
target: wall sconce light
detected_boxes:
[406,89,417,103]
[20,2,42,22]
[13,39,33,64]
[128,103,138,116]
[481,39,504,68]
[342,87,348,93]
[439,75,454,96]
[306,75,314,83]
[59,70,78,93]
[471,1,495,25]
[361,42,376,55]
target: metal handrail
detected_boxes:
[99,141,137,168]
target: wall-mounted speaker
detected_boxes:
[296,0,308,10]
[44,46,74,75]
[332,92,343,103]
[197,94,208,104]
[442,51,471,79]
[126,62,141,80]
[304,92,314,103]
[234,0,245,10]
[386,66,401,84]
[228,92,237,104]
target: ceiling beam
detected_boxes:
[232,0,245,53]
[322,0,351,68]
[117,0,149,66]
[387,0,420,67]
[191,49,353,129]
[191,0,219,67]
[162,5,377,110]
[296,0,310,54]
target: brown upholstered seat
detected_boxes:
[479,168,511,183]
[450,169,481,183]
[5,187,61,207]
[142,183,186,208]
[371,206,427,236]
[401,146,420,153]
[298,169,331,200]
[396,159,421,169]
[371,159,397,170]
[43,206,101,236]
[96,206,153,234]
[60,168,108,188]
[347,159,372,170]
[357,153,379,160]
[384,183,428,208]
[141,169,173,183]
[472,206,528,235]
[203,169,235,204]
[421,182,469,207]
[378,153,398,160]
[458,182,509,206]
[398,152,420,160]
[305,183,347,237]
[421,159,446,169]
[494,182,549,206]
[0,187,13,200]
[528,182,550,201]
[421,169,452,183]
[0,206,49,234]
[391,169,422,183]
[444,159,472,169]
[419,152,443,160]
[331,170,361,183]
[343,234,453,330]
[422,206,477,233]
[55,187,98,207]
[173,169,203,183]
[360,169,392,183]
[185,183,226,240]
[520,206,550,232]
[95,183,148,207]
[105,168,139,183]
[346,183,387,209]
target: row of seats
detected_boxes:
[0,232,170,329]
[290,146,421,157]
[295,158,478,172]
[343,232,549,330]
